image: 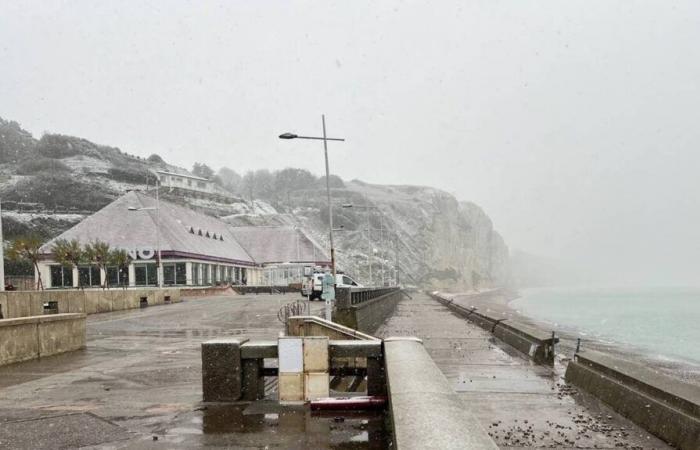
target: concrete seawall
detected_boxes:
[566,350,700,449]
[0,288,181,319]
[0,313,86,366]
[429,291,558,365]
[383,337,497,449]
[333,288,403,334]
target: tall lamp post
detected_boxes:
[279,115,345,279]
[0,199,4,292]
[128,187,163,288]
[341,203,380,286]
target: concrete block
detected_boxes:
[201,338,247,402]
[305,372,329,401]
[303,337,329,372]
[7,292,32,318]
[67,291,86,314]
[96,290,113,313]
[279,372,304,403]
[0,318,40,365]
[241,358,265,401]
[38,314,86,357]
[28,292,46,316]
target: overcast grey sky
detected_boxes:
[1,1,699,285]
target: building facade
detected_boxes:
[36,192,330,289]
[37,191,260,289]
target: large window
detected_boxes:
[163,263,187,285]
[134,263,157,286]
[192,263,200,285]
[241,267,247,285]
[50,265,73,288]
[202,264,210,285]
[234,267,240,284]
[78,265,101,287]
[226,266,232,283]
[107,266,129,286]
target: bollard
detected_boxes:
[201,338,248,402]
[576,337,581,355]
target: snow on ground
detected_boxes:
[3,211,86,223]
[62,155,111,174]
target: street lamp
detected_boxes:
[0,199,4,291]
[279,115,345,281]
[341,203,380,286]
[128,188,163,288]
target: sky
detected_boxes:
[1,1,699,286]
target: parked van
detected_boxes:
[302,272,362,300]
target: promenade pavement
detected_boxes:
[376,292,671,449]
[0,293,386,449]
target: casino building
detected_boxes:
[36,191,329,289]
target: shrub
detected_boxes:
[16,158,71,175]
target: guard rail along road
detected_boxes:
[332,287,403,334]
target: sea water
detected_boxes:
[511,286,700,364]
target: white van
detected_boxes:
[302,272,362,300]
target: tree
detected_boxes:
[7,235,45,290]
[52,239,82,288]
[192,162,215,179]
[217,167,242,193]
[147,153,165,164]
[84,240,111,288]
[109,249,131,288]
[275,168,316,192]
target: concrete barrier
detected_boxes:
[0,313,86,366]
[429,292,558,365]
[383,337,497,449]
[333,288,403,334]
[0,288,182,319]
[565,350,700,449]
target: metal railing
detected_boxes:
[336,287,400,308]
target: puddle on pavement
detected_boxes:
[162,402,390,449]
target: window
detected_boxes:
[176,263,187,285]
[50,265,73,288]
[78,265,101,287]
[134,263,157,286]
[234,267,240,284]
[226,266,232,282]
[192,263,200,285]
[202,264,210,285]
[107,266,129,286]
[241,267,247,284]
[163,264,176,285]
[197,181,206,188]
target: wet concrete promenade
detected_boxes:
[376,292,671,449]
[0,293,386,449]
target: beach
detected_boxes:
[448,287,700,385]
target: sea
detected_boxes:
[510,286,700,364]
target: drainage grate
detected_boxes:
[43,301,59,314]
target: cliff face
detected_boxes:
[223,180,510,290]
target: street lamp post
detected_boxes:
[279,115,345,280]
[128,188,163,288]
[0,199,4,292]
[341,203,380,286]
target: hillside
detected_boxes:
[0,117,509,289]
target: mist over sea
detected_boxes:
[511,286,700,364]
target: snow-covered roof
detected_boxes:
[229,226,330,265]
[40,191,255,265]
[156,170,209,182]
